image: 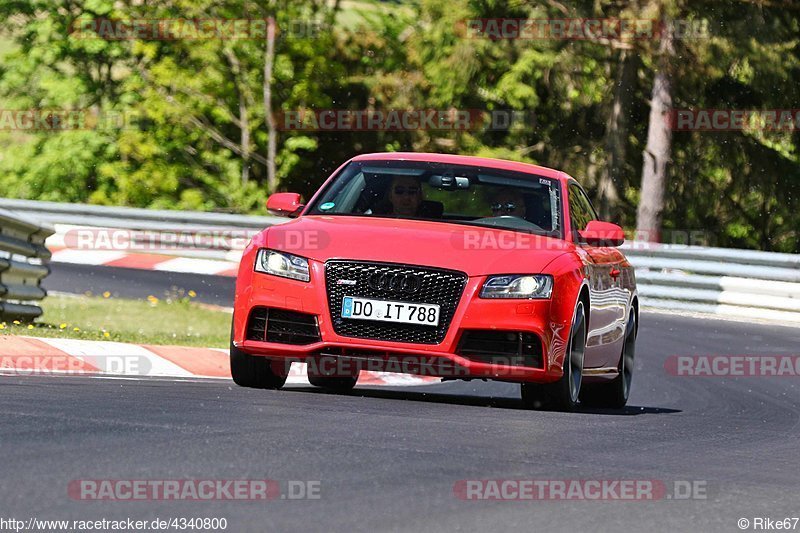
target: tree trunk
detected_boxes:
[597,49,639,220]
[223,48,253,187]
[224,48,252,187]
[636,18,674,242]
[239,92,250,186]
[263,16,277,193]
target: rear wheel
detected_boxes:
[229,323,287,389]
[521,301,586,412]
[580,309,636,409]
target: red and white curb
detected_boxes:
[47,247,240,277]
[0,336,439,387]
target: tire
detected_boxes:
[307,356,358,391]
[229,323,287,389]
[307,374,358,391]
[580,309,636,409]
[521,301,587,412]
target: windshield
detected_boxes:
[306,160,562,237]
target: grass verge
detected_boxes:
[0,293,230,348]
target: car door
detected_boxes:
[567,183,628,368]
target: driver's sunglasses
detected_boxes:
[491,202,517,214]
[393,186,420,196]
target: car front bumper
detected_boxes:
[233,255,568,383]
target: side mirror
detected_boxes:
[266,192,304,218]
[578,221,625,247]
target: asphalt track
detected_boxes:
[3,263,799,532]
[43,263,236,307]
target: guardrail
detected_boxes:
[623,244,800,324]
[0,198,286,262]
[0,208,54,320]
[3,198,799,324]
[0,198,283,232]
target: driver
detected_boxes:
[387,175,424,216]
[490,188,527,218]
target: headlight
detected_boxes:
[254,249,310,282]
[480,274,553,299]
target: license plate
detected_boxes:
[341,296,440,326]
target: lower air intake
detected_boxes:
[246,307,321,345]
[456,330,543,368]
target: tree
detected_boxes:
[636,15,674,241]
[0,0,798,252]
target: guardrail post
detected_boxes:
[0,207,54,321]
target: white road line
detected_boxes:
[152,257,238,275]
[50,249,128,265]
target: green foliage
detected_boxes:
[0,0,797,251]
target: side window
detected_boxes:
[568,184,597,234]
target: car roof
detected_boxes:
[350,152,570,182]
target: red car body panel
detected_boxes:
[232,152,638,384]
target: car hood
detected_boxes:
[265,216,572,276]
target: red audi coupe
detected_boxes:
[231,152,638,410]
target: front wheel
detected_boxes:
[580,308,636,409]
[229,324,287,389]
[521,301,587,412]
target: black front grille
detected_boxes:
[457,330,543,368]
[246,307,321,345]
[325,261,467,344]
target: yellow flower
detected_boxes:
[0,324,5,330]
[188,290,197,298]
[103,331,110,338]
[59,323,67,329]
[13,320,20,325]
[73,327,80,332]
[103,291,111,298]
[27,324,34,330]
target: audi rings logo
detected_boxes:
[367,272,422,294]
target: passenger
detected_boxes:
[490,188,527,218]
